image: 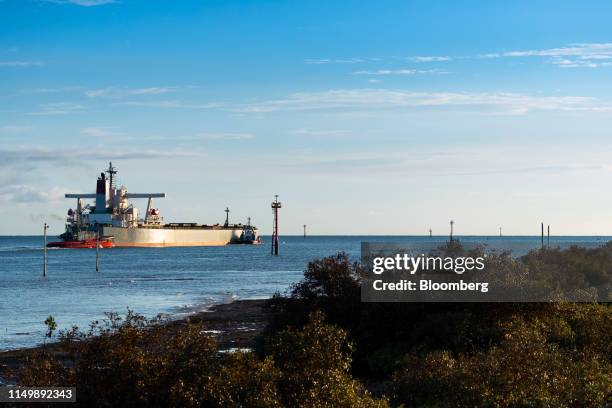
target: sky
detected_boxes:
[2,0,612,235]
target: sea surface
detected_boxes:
[0,235,609,351]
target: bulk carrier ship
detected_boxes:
[48,163,260,248]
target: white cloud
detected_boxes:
[27,102,85,115]
[0,185,66,204]
[192,132,255,140]
[81,127,125,137]
[305,56,450,65]
[478,53,501,59]
[304,58,368,65]
[114,100,224,109]
[485,43,612,68]
[552,57,612,69]
[235,89,601,114]
[0,146,204,169]
[289,129,351,137]
[20,86,83,94]
[407,56,451,62]
[353,69,447,75]
[354,69,416,75]
[0,61,44,67]
[128,87,177,95]
[307,43,612,70]
[285,146,607,178]
[85,86,178,98]
[368,79,382,83]
[501,43,612,58]
[42,0,116,6]
[25,84,194,109]
[78,132,255,142]
[85,88,114,98]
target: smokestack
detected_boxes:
[95,173,109,213]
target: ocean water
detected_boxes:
[0,235,609,351]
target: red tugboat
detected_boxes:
[47,237,114,249]
[47,204,115,248]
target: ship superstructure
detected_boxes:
[55,163,260,247]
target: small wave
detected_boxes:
[175,303,197,311]
[171,298,217,316]
[0,246,42,252]
[219,347,252,354]
[202,329,222,335]
[127,277,202,282]
[235,326,257,332]
[219,293,240,304]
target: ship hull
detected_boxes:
[91,226,254,247]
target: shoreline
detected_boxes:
[0,298,271,385]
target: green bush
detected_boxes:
[268,311,387,407]
[392,306,611,407]
[267,252,362,333]
[208,352,281,408]
[268,246,611,406]
[20,309,388,407]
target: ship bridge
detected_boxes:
[64,163,166,227]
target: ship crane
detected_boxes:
[135,194,166,224]
[64,193,166,210]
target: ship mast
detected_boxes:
[106,161,118,190]
[224,207,230,227]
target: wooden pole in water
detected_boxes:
[429,228,432,238]
[450,220,454,242]
[95,224,100,272]
[303,224,306,238]
[43,222,48,277]
[499,227,502,237]
[541,222,544,249]
[547,225,550,248]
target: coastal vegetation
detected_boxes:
[16,243,612,407]
[267,245,611,407]
[19,310,386,407]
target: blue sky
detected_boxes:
[2,0,612,235]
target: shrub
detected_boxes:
[208,352,282,408]
[267,252,362,332]
[20,309,389,407]
[268,247,611,406]
[392,305,612,407]
[267,311,388,408]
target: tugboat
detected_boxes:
[47,207,115,248]
[47,237,114,249]
[236,218,262,244]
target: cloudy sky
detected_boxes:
[2,0,612,235]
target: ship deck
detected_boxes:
[135,223,255,230]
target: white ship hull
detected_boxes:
[82,226,257,247]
